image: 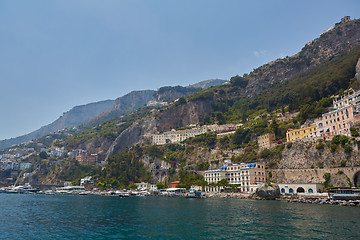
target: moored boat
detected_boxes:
[5,183,40,194]
[328,188,360,200]
[185,189,196,198]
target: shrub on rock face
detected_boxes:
[330,144,337,153]
[340,160,346,167]
[350,127,359,137]
[344,144,352,153]
[316,142,325,150]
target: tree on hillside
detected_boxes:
[270,119,279,138]
[39,151,48,159]
[156,182,166,189]
[232,128,251,146]
[230,75,248,88]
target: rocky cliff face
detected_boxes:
[267,139,360,187]
[154,86,200,102]
[245,19,360,97]
[278,140,360,169]
[355,57,360,80]
[113,90,155,110]
[105,99,213,160]
[85,79,226,128]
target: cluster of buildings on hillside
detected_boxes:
[286,89,360,142]
[152,124,239,145]
[68,149,100,165]
[0,148,34,171]
[0,145,102,172]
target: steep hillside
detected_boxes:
[102,43,360,160]
[113,90,155,110]
[244,19,360,97]
[0,100,114,150]
[105,99,213,160]
[17,18,360,188]
[84,90,155,127]
[225,19,360,98]
[103,19,360,161]
[85,79,226,128]
[0,79,226,151]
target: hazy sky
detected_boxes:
[0,0,359,140]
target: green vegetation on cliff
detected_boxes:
[97,145,150,188]
[199,46,360,125]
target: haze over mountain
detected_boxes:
[0,79,226,150]
[0,100,114,151]
[4,17,360,190]
[103,18,360,158]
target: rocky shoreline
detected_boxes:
[204,192,360,207]
[205,192,251,199]
[287,197,360,207]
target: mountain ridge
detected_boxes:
[103,18,360,159]
[0,79,227,150]
[0,100,115,150]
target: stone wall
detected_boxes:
[269,167,360,187]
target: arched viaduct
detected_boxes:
[269,167,360,187]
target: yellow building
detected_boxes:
[286,125,318,142]
[257,133,276,149]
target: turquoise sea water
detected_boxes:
[0,194,359,239]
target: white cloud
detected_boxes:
[253,50,268,58]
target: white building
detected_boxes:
[152,127,207,145]
[19,163,32,170]
[204,161,266,192]
[277,183,324,195]
[80,176,92,185]
[135,182,149,190]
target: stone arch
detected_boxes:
[289,188,294,194]
[297,187,305,193]
[353,171,360,187]
[281,188,285,194]
[308,188,313,193]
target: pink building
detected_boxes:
[321,105,353,137]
